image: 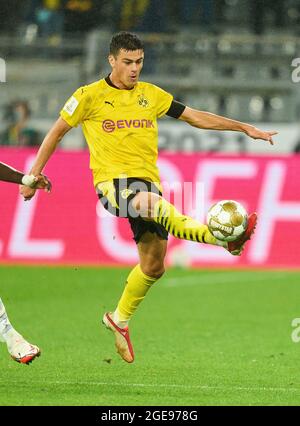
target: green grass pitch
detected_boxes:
[1,265,300,406]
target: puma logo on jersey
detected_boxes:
[105,101,115,108]
[121,189,134,199]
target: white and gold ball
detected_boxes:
[207,200,248,242]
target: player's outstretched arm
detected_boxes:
[20,117,72,200]
[179,106,277,145]
[0,162,51,191]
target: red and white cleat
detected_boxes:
[227,212,258,256]
[8,337,41,365]
[102,312,134,363]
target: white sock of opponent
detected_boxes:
[0,298,19,344]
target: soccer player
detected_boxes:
[0,161,51,364]
[19,32,277,363]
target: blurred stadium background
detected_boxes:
[1,0,300,406]
[1,0,300,151]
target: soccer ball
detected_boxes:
[207,200,248,242]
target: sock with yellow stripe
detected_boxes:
[153,197,226,246]
[113,264,158,328]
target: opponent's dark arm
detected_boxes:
[0,162,26,184]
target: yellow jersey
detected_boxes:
[60,77,173,186]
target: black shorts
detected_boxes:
[96,178,168,244]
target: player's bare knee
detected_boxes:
[132,192,160,218]
[141,263,165,279]
[131,192,147,216]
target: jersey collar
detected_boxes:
[105,74,135,91]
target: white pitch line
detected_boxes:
[3,380,300,393]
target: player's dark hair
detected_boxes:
[109,32,144,56]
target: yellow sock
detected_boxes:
[153,198,219,245]
[115,264,158,323]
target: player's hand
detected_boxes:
[32,174,52,192]
[244,126,278,145]
[20,174,51,200]
[19,185,36,201]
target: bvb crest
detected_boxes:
[138,94,149,108]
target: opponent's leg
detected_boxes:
[103,233,167,363]
[0,298,40,364]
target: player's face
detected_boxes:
[109,49,144,89]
